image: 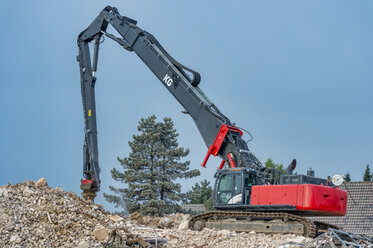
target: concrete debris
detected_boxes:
[75,240,90,248]
[22,187,34,197]
[93,227,109,241]
[34,177,48,187]
[0,180,153,247]
[130,211,187,229]
[110,214,124,222]
[130,227,312,248]
[130,211,143,223]
[285,236,306,243]
[178,219,189,230]
[0,186,8,197]
[304,230,373,248]
[1,179,372,247]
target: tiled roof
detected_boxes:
[310,182,373,235]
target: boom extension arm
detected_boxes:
[77,6,263,200]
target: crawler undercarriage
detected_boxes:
[189,211,339,238]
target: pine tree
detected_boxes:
[184,180,213,204]
[104,115,200,216]
[363,164,372,182]
[344,172,351,182]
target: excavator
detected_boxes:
[77,6,347,237]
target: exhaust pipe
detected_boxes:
[286,159,297,175]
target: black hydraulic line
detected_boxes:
[92,35,101,74]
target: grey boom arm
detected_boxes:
[77,6,263,200]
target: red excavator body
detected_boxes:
[251,184,347,216]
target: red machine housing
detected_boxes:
[251,184,347,216]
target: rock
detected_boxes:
[75,241,90,248]
[178,220,189,230]
[161,217,171,225]
[286,236,306,243]
[130,212,143,224]
[249,230,256,235]
[23,180,34,187]
[6,223,15,232]
[218,229,231,236]
[167,234,178,239]
[35,177,47,187]
[137,238,148,247]
[9,235,21,243]
[53,187,64,193]
[0,187,7,197]
[93,227,108,241]
[109,214,124,222]
[22,187,34,197]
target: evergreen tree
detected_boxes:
[204,197,214,212]
[104,115,200,216]
[264,158,286,175]
[363,164,372,182]
[344,172,351,182]
[184,180,213,204]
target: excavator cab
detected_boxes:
[213,168,261,209]
[213,167,347,217]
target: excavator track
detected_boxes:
[189,211,317,238]
[312,220,341,235]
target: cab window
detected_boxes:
[218,174,233,191]
[245,173,257,187]
[234,174,242,194]
[217,173,243,205]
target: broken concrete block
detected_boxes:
[138,238,148,247]
[93,227,108,241]
[109,214,124,222]
[178,220,189,230]
[22,187,34,197]
[9,235,21,243]
[75,241,90,248]
[286,236,306,243]
[167,234,178,239]
[0,187,7,198]
[35,177,47,187]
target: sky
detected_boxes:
[0,0,372,212]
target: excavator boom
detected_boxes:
[77,6,262,200]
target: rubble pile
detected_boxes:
[129,227,311,248]
[304,231,373,248]
[0,179,148,247]
[130,212,188,229]
[129,212,312,247]
[1,179,371,247]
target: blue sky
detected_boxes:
[1,1,372,212]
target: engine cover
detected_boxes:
[250,184,347,216]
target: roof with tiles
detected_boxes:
[309,181,373,235]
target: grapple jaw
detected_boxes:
[80,179,98,201]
